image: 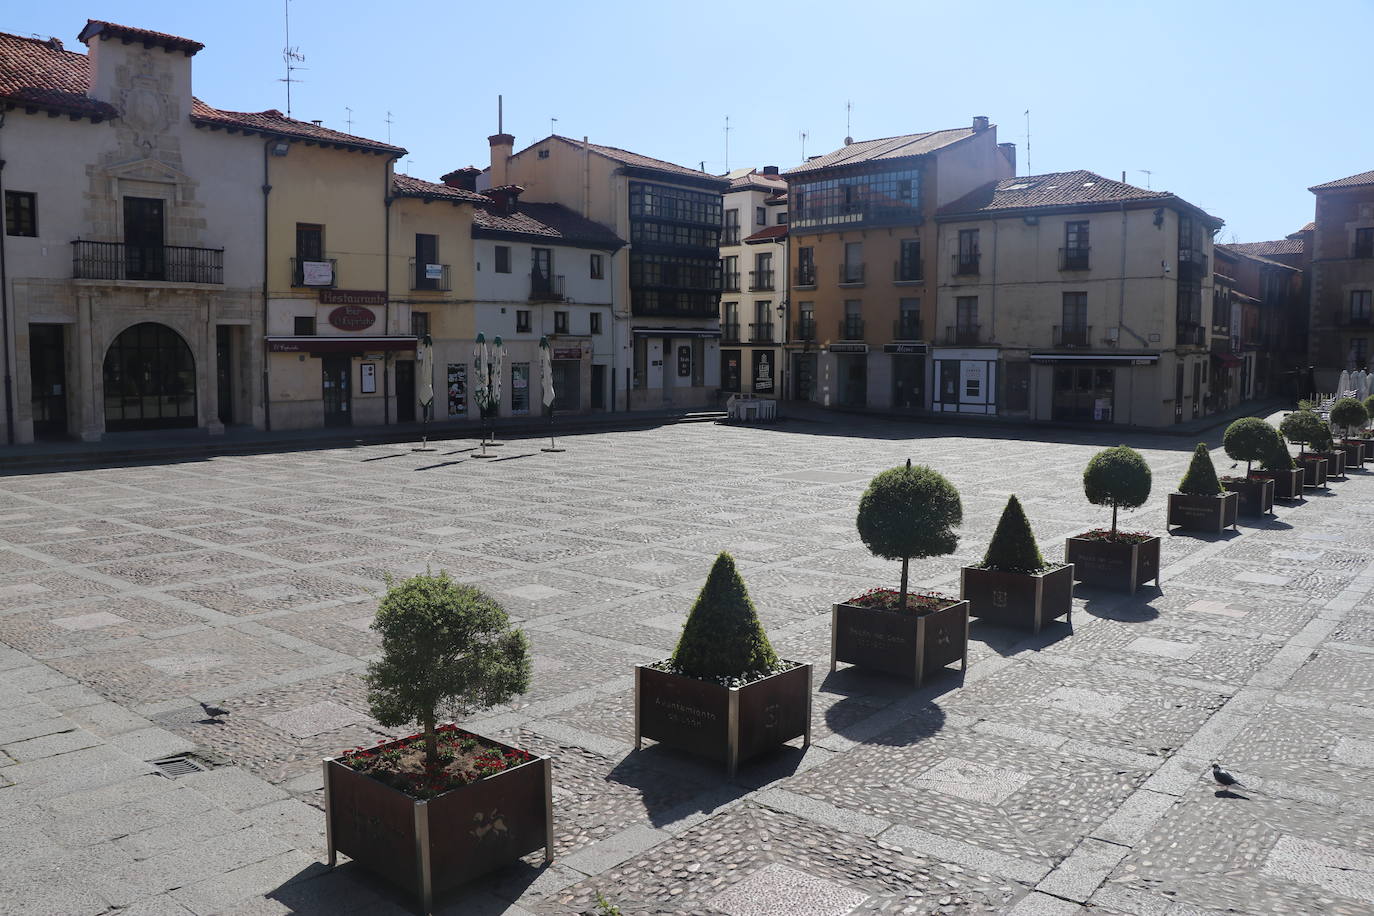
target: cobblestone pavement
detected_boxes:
[2,414,1374,915]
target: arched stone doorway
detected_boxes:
[102,322,198,431]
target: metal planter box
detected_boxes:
[1343,438,1373,464]
[1299,455,1329,487]
[1064,535,1161,594]
[324,734,553,915]
[1223,477,1275,516]
[634,662,811,778]
[1313,450,1348,480]
[1339,440,1366,467]
[1167,491,1239,533]
[830,599,969,686]
[959,564,1074,633]
[1251,468,1304,500]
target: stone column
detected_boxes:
[203,295,224,435]
[76,290,103,442]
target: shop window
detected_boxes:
[294,316,316,335]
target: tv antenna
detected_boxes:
[1024,109,1031,175]
[344,106,353,133]
[385,111,394,144]
[550,116,558,136]
[1138,169,1153,189]
[845,100,852,143]
[724,115,731,172]
[799,130,808,161]
[280,0,306,117]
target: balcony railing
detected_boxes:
[721,322,741,343]
[1335,308,1374,327]
[410,258,451,291]
[946,324,982,345]
[1178,250,1208,278]
[749,269,774,291]
[838,263,865,285]
[1053,325,1092,347]
[953,254,980,276]
[794,317,816,341]
[750,322,775,343]
[893,318,922,340]
[838,318,864,339]
[795,265,816,287]
[1059,247,1091,271]
[529,272,565,301]
[72,240,224,284]
[722,272,741,292]
[292,257,337,288]
[722,228,740,245]
[1177,323,1206,347]
[893,260,922,283]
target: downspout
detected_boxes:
[383,155,398,426]
[261,139,274,431]
[0,111,14,443]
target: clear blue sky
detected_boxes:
[10,0,1371,242]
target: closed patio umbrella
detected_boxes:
[539,337,564,452]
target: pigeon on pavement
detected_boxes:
[199,701,229,720]
[1211,763,1245,789]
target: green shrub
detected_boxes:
[670,552,779,680]
[1083,446,1152,533]
[1178,443,1224,496]
[366,574,530,768]
[1363,395,1374,424]
[1223,417,1277,474]
[1279,409,1326,450]
[1260,434,1297,471]
[856,460,962,612]
[1310,424,1334,453]
[980,495,1046,574]
[1330,398,1368,437]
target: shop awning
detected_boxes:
[1211,352,1244,369]
[1029,352,1159,365]
[631,327,722,338]
[267,336,418,354]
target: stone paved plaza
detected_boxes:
[2,414,1374,915]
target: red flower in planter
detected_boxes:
[845,587,958,614]
[1074,527,1154,544]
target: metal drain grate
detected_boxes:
[150,755,207,777]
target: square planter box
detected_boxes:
[1251,468,1304,500]
[959,564,1074,634]
[1344,437,1374,463]
[830,598,969,686]
[324,734,553,915]
[1065,535,1160,594]
[1314,450,1348,480]
[1299,454,1329,487]
[635,662,810,778]
[1339,440,1366,467]
[1222,476,1275,516]
[1167,491,1239,533]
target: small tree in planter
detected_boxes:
[1309,422,1348,480]
[833,461,969,684]
[1282,409,1333,486]
[636,553,809,777]
[1066,446,1159,593]
[1253,430,1304,500]
[1167,443,1238,532]
[961,495,1073,633]
[1221,418,1277,514]
[1330,397,1369,467]
[324,575,548,914]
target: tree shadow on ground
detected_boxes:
[1077,584,1162,622]
[606,743,755,824]
[819,668,954,748]
[1237,516,1294,531]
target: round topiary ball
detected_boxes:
[856,461,962,562]
[1224,417,1277,473]
[1329,397,1368,436]
[1280,410,1327,450]
[1083,445,1152,533]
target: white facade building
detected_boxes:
[719,168,788,398]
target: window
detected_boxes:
[898,239,921,281]
[1063,221,1090,268]
[630,182,723,226]
[495,245,511,273]
[798,301,815,339]
[590,312,602,334]
[751,252,773,289]
[753,301,773,341]
[777,211,788,225]
[842,242,863,283]
[898,298,920,338]
[537,148,550,159]
[796,246,815,285]
[516,309,531,332]
[842,299,862,338]
[4,191,36,237]
[788,167,921,229]
[414,233,439,289]
[722,255,739,291]
[1061,292,1088,345]
[956,296,978,342]
[411,311,430,339]
[756,206,766,227]
[1356,228,1374,259]
[510,363,530,414]
[554,311,569,334]
[293,316,316,335]
[1352,290,1373,323]
[1352,338,1370,368]
[723,208,740,245]
[590,253,604,279]
[956,229,980,274]
[296,223,323,260]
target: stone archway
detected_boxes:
[102,322,197,431]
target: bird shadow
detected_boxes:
[1215,789,1250,800]
[195,718,226,726]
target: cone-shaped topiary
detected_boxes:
[1083,445,1152,534]
[980,495,1046,574]
[1260,431,1297,471]
[1330,397,1368,437]
[1224,417,1278,475]
[1178,443,1224,495]
[856,459,962,612]
[1280,409,1326,450]
[670,552,779,680]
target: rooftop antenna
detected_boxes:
[724,115,731,172]
[280,0,306,118]
[799,130,808,161]
[1024,109,1031,175]
[344,106,353,133]
[385,110,393,144]
[1139,169,1153,189]
[498,94,503,133]
[845,100,853,144]
[550,116,558,137]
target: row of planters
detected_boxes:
[322,401,1374,912]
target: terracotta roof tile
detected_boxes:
[939,170,1173,216]
[1309,170,1374,192]
[743,224,787,243]
[78,20,203,55]
[547,136,725,185]
[473,201,624,250]
[393,173,486,203]
[0,30,116,119]
[1225,239,1304,258]
[727,171,786,192]
[190,99,404,155]
[784,127,977,176]
[1215,243,1299,271]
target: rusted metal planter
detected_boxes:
[1064,535,1161,594]
[830,599,969,686]
[1222,476,1275,516]
[959,564,1074,633]
[324,735,553,915]
[1299,454,1329,487]
[1313,450,1348,480]
[634,662,810,779]
[1167,491,1239,533]
[1251,468,1304,500]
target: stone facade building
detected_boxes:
[1306,170,1374,390]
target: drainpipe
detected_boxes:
[383,155,397,426]
[261,140,274,431]
[0,112,14,443]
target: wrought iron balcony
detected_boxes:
[291,257,337,288]
[722,272,741,292]
[722,228,741,245]
[750,322,775,343]
[953,254,980,276]
[795,265,816,287]
[1176,323,1206,347]
[838,263,865,285]
[1334,308,1373,327]
[1053,325,1092,347]
[893,318,922,340]
[946,324,982,345]
[748,269,774,291]
[72,240,224,284]
[893,260,922,283]
[529,272,565,301]
[410,258,451,291]
[794,317,816,341]
[721,322,741,343]
[1059,247,1091,271]
[838,317,864,340]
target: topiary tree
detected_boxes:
[1310,423,1334,453]
[1363,395,1374,427]
[1330,397,1368,438]
[1279,409,1327,452]
[1260,432,1297,472]
[1178,443,1224,495]
[1224,417,1278,474]
[366,573,531,768]
[980,495,1045,574]
[671,552,778,679]
[1083,445,1152,534]
[856,459,962,612]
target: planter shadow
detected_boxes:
[823,695,948,748]
[605,752,754,822]
[1075,585,1162,622]
[1165,527,1241,542]
[1237,517,1295,532]
[968,617,1075,656]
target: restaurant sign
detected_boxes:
[320,289,387,306]
[328,306,377,332]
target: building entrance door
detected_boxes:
[892,355,924,410]
[395,360,416,422]
[216,325,233,425]
[793,353,816,401]
[322,355,352,427]
[102,322,196,431]
[590,364,606,409]
[29,324,68,439]
[123,197,165,281]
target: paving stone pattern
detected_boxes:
[2,414,1374,914]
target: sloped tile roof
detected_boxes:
[743,224,787,243]
[473,201,625,250]
[393,173,487,203]
[939,170,1172,216]
[0,30,116,119]
[1225,239,1304,258]
[727,171,786,192]
[1309,170,1374,192]
[79,20,203,55]
[190,99,404,155]
[1215,243,1299,272]
[546,135,725,185]
[784,127,977,176]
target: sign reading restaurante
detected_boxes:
[320,289,387,307]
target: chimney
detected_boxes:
[441,167,481,191]
[489,133,515,188]
[46,36,63,51]
[972,116,990,132]
[762,165,779,176]
[487,184,524,215]
[998,142,1016,176]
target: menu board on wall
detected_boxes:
[447,364,467,415]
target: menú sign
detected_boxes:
[328,306,377,331]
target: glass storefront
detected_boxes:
[1053,366,1114,421]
